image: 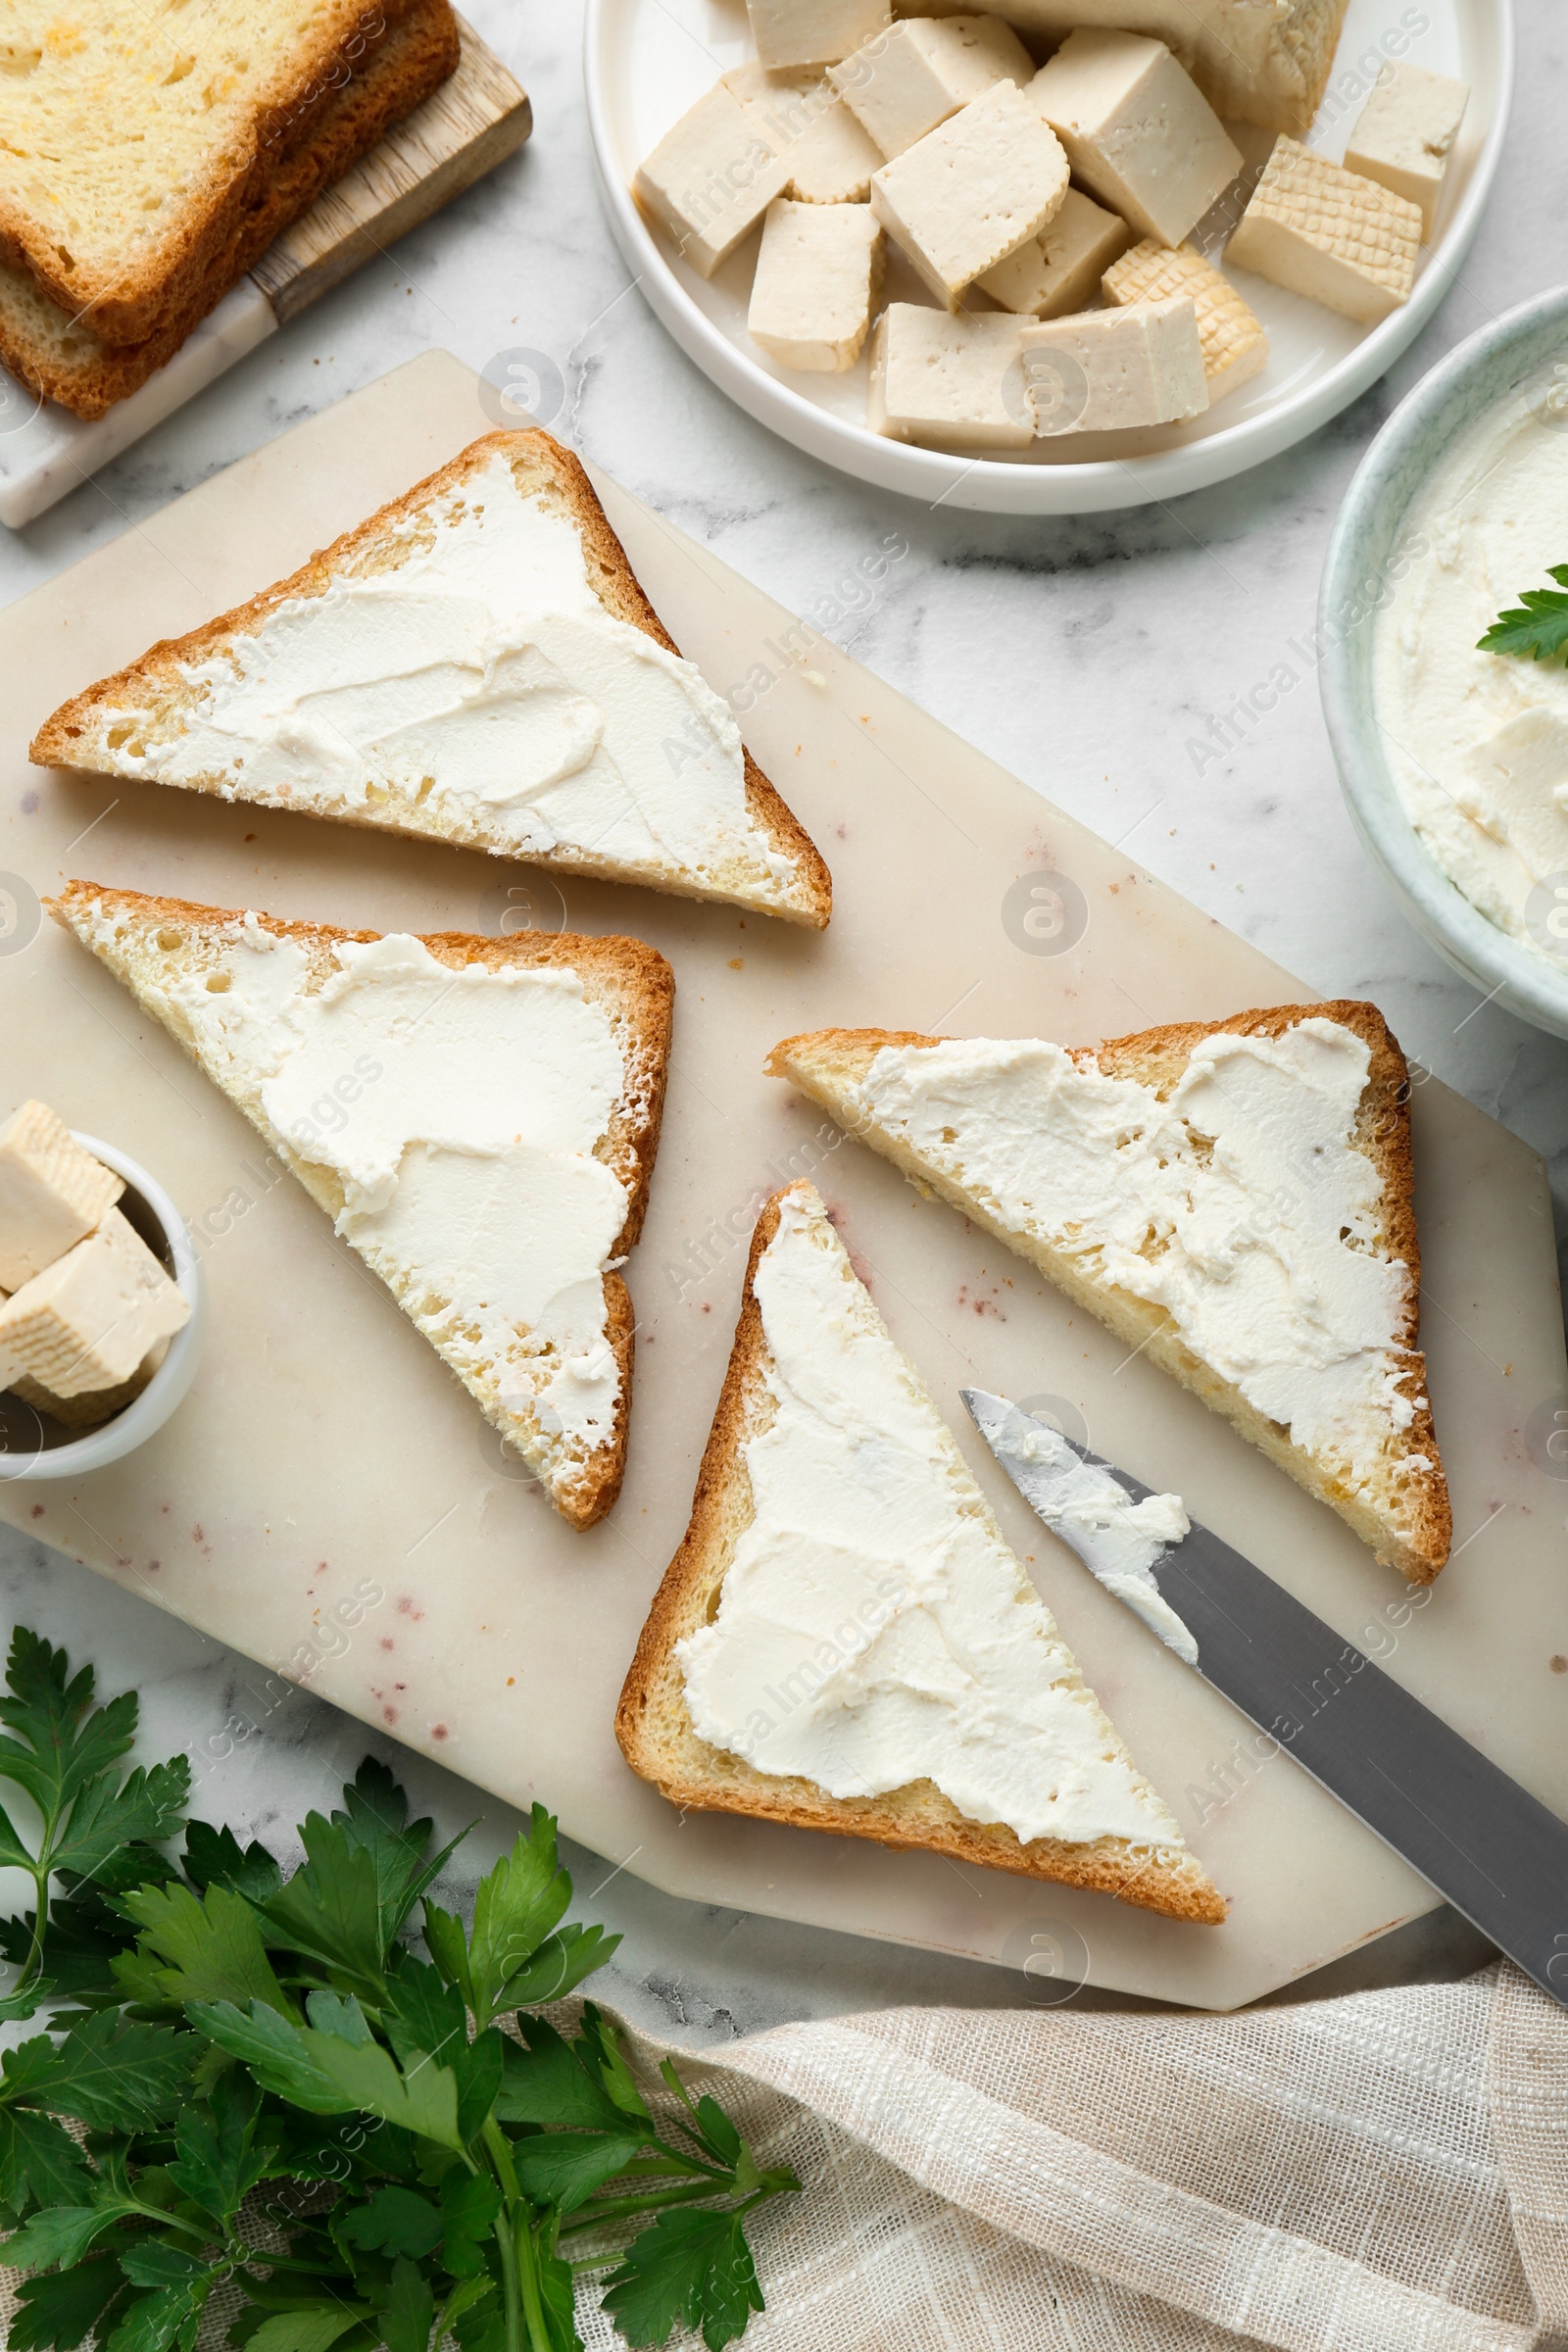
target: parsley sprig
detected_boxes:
[1477,565,1568,665]
[0,1632,798,2352]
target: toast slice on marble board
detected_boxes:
[31,432,832,927]
[766,1004,1449,1582]
[51,879,674,1529]
[617,1180,1226,1924]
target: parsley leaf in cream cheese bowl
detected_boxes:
[1322,284,1568,1040]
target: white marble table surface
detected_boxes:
[0,0,1560,2041]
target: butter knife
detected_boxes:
[962,1387,1568,2004]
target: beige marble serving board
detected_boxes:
[3,351,1564,2009]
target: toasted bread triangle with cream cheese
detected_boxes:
[617,1182,1226,1924]
[31,433,831,928]
[765,1005,1449,1582]
[50,880,674,1530]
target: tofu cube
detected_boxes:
[1103,238,1268,401]
[11,1339,170,1430]
[0,1099,122,1293]
[1029,29,1242,249]
[0,1205,189,1397]
[871,80,1069,306]
[634,85,790,277]
[829,15,1034,159]
[868,304,1031,450]
[722,63,883,203]
[747,0,891,71]
[1020,293,1208,434]
[977,184,1131,317]
[1226,136,1420,323]
[1346,62,1468,239]
[749,199,884,369]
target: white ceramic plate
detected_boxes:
[585,0,1512,513]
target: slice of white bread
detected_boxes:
[30,431,832,930]
[766,1004,1450,1583]
[0,1,461,420]
[50,881,674,1530]
[0,0,445,348]
[617,1182,1225,1925]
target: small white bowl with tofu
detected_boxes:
[588,0,1511,513]
[0,1107,204,1480]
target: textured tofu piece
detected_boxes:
[978,185,1131,317]
[1346,62,1468,238]
[870,80,1069,306]
[1020,293,1208,434]
[10,1339,170,1430]
[1029,29,1242,249]
[0,1205,189,1397]
[906,0,1350,136]
[0,1100,122,1293]
[1103,239,1268,401]
[829,15,1033,159]
[749,199,884,369]
[722,62,882,202]
[748,0,891,70]
[1226,137,1420,323]
[634,85,790,277]
[868,304,1031,448]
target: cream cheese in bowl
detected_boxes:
[1321,285,1568,1039]
[1373,371,1568,958]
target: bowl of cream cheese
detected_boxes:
[1321,283,1568,1038]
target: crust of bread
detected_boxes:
[30,431,832,928]
[765,1002,1451,1583]
[616,1185,1226,1926]
[0,0,442,346]
[0,3,460,420]
[48,879,673,1531]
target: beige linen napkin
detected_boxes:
[6,1961,1566,2351]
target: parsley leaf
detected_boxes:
[10,2255,129,2351]
[0,1633,188,2021]
[0,2011,197,2132]
[0,1650,799,2352]
[117,1882,291,2015]
[166,2071,274,2226]
[379,2257,435,2352]
[334,2183,444,2262]
[188,1994,465,2148]
[0,2105,93,2214]
[181,1821,282,1904]
[1478,565,1568,664]
[491,2019,631,2133]
[332,1759,462,1948]
[256,1817,384,1992]
[601,2205,766,2352]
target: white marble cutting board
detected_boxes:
[3,349,1565,2009]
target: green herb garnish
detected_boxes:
[1477,564,1568,665]
[0,1632,798,2352]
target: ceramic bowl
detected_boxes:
[0,1134,205,1481]
[586,0,1513,514]
[1320,283,1568,1040]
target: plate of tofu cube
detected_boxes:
[585,0,1510,511]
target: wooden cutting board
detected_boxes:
[2,350,1565,2009]
[0,20,530,528]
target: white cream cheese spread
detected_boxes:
[1374,365,1568,957]
[984,1401,1198,1665]
[854,1020,1416,1495]
[102,455,796,900]
[676,1188,1187,1852]
[127,914,630,1481]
